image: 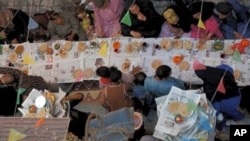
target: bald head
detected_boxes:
[0,73,15,84]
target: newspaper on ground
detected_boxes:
[18,88,67,118]
[154,86,216,140]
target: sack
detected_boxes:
[84,107,135,141]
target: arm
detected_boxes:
[203,16,223,41]
[228,0,249,22]
[121,66,141,83]
[93,7,104,37]
[121,72,134,83]
[0,67,24,79]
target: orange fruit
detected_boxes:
[47,47,54,55]
[172,55,184,64]
[113,41,121,49]
[240,39,249,47]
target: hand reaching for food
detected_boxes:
[130,30,142,38]
[131,66,142,75]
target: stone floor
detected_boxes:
[72,81,250,141]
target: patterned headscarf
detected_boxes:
[0,10,14,29]
[0,12,8,28]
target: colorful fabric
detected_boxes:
[93,0,124,37]
[0,67,48,96]
[191,16,224,39]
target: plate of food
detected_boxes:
[151,59,163,70]
[63,41,73,51]
[134,112,143,130]
[160,38,172,51]
[39,43,48,53]
[173,39,182,49]
[125,44,135,54]
[15,45,24,55]
[121,59,131,72]
[77,42,87,52]
[183,40,193,50]
[166,100,198,132]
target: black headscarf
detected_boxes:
[195,66,239,102]
[121,0,164,37]
[188,2,215,25]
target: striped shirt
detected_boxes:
[0,67,48,96]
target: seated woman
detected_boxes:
[195,64,244,131]
[120,0,164,38]
[92,0,124,37]
[100,66,134,112]
[46,10,87,41]
[0,8,29,44]
[188,2,224,45]
[159,0,192,38]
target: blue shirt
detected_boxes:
[144,76,185,97]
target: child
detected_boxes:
[133,72,152,115]
[188,2,224,45]
[95,66,111,89]
[95,65,141,89]
[159,0,192,38]
[76,3,94,38]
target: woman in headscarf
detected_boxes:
[0,8,29,44]
[92,0,124,37]
[188,2,224,43]
[120,0,164,38]
[159,0,193,38]
[195,64,244,131]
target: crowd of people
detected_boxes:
[1,62,250,140]
[1,0,250,141]
[0,0,250,44]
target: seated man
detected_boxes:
[0,67,49,99]
[144,65,185,107]
[46,10,87,41]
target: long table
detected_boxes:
[0,37,249,86]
